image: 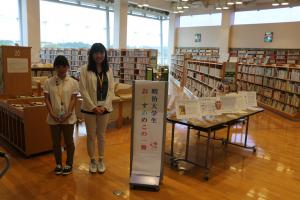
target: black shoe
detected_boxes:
[62,165,72,175]
[54,164,63,175]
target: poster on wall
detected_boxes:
[194,33,201,42]
[7,58,28,73]
[264,32,273,43]
[130,80,168,190]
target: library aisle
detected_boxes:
[0,81,299,200]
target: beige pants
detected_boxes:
[84,113,109,159]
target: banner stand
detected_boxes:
[129,81,168,191]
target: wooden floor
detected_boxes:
[1,81,300,200]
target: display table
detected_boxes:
[166,108,264,180]
[0,97,52,157]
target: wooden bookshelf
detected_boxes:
[0,97,52,156]
[40,48,88,79]
[108,49,158,84]
[175,47,219,62]
[40,48,157,84]
[170,53,190,87]
[0,46,32,97]
[185,60,225,97]
[229,48,300,66]
[237,63,300,120]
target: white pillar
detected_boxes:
[114,0,128,49]
[20,0,41,63]
[219,11,235,57]
[168,13,180,61]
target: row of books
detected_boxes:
[258,95,299,115]
[273,91,299,107]
[239,75,300,94]
[123,63,135,69]
[124,50,149,57]
[40,48,88,56]
[239,64,300,82]
[239,81,300,115]
[187,63,222,78]
[185,79,218,97]
[108,50,121,57]
[171,55,185,61]
[109,57,121,63]
[110,63,120,70]
[136,57,150,64]
[172,60,184,66]
[230,48,300,65]
[175,47,219,55]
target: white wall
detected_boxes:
[175,26,222,48]
[175,22,300,49]
[230,22,300,49]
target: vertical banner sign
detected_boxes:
[130,80,168,188]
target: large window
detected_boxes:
[109,11,114,48]
[180,13,222,27]
[161,19,169,65]
[0,0,20,45]
[234,6,300,25]
[127,15,160,49]
[127,15,169,65]
[40,1,107,48]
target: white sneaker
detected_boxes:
[89,160,97,173]
[98,159,106,173]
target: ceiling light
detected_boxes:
[178,10,184,13]
[181,0,189,2]
[272,1,280,6]
[223,6,229,9]
[173,10,179,13]
[235,1,243,4]
[281,2,289,5]
[216,6,222,10]
[183,5,189,9]
[227,1,234,5]
[177,6,183,9]
[142,0,149,7]
[138,4,143,8]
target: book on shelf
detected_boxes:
[237,62,300,118]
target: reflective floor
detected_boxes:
[0,81,300,200]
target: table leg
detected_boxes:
[185,126,190,160]
[170,122,175,157]
[204,130,211,180]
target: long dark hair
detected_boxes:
[87,43,109,73]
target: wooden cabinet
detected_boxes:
[0,46,32,97]
[0,97,52,156]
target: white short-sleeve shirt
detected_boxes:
[44,75,79,125]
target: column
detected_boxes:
[168,13,180,63]
[219,11,235,58]
[114,0,128,49]
[20,0,41,63]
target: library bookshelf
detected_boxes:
[40,48,88,79]
[237,63,300,120]
[230,48,300,65]
[40,48,157,83]
[185,60,224,97]
[170,53,190,87]
[108,49,157,84]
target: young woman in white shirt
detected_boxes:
[79,43,114,173]
[44,55,79,175]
